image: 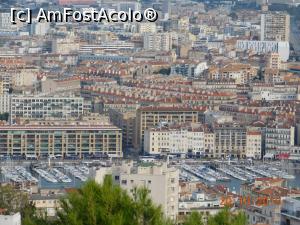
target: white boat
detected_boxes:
[50,168,72,183]
[33,168,58,183]
[64,165,88,182]
[182,165,216,183]
[217,167,247,182]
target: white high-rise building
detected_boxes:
[144,126,205,155]
[143,33,172,51]
[0,94,11,114]
[118,162,179,220]
[0,12,13,31]
[236,40,290,62]
[95,161,179,220]
[162,0,171,20]
[31,21,51,36]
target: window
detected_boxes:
[121,180,127,185]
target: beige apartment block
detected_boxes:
[135,106,205,150]
[246,131,262,159]
[118,162,179,220]
[261,12,290,42]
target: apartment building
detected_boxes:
[236,40,290,62]
[267,53,282,70]
[10,96,84,123]
[178,182,224,224]
[12,68,39,87]
[80,42,135,53]
[0,12,15,31]
[117,162,179,220]
[249,83,299,101]
[35,77,81,95]
[264,69,285,84]
[96,101,138,116]
[192,80,237,93]
[109,108,136,149]
[139,23,157,34]
[265,125,295,155]
[208,64,257,85]
[117,1,141,11]
[144,125,205,156]
[242,178,300,225]
[213,123,247,158]
[143,33,172,52]
[0,67,38,90]
[204,132,215,158]
[0,72,12,94]
[31,21,51,36]
[295,102,300,125]
[162,0,171,19]
[0,120,122,158]
[30,189,65,217]
[135,106,206,150]
[281,197,300,225]
[0,79,3,95]
[261,12,290,42]
[246,131,262,159]
[52,37,80,54]
[171,62,208,78]
[0,94,10,114]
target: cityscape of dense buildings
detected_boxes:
[0,0,300,225]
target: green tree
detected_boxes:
[183,211,204,225]
[19,178,248,225]
[0,185,29,215]
[57,177,132,225]
[56,176,169,225]
[231,211,248,225]
[132,188,169,225]
[207,208,247,225]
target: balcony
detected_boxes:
[281,209,300,221]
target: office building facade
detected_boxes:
[135,106,205,150]
[143,33,172,52]
[0,121,122,158]
[236,40,290,62]
[261,12,290,42]
[10,96,84,123]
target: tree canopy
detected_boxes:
[207,208,247,225]
[20,176,247,225]
[0,185,29,215]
